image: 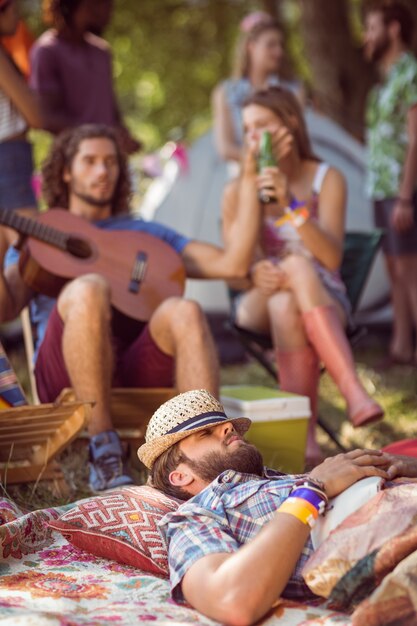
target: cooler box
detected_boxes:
[220,385,311,473]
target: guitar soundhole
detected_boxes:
[66,236,92,259]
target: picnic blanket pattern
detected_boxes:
[0,496,350,626]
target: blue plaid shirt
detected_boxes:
[159,469,316,603]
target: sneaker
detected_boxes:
[89,430,134,492]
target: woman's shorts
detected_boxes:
[0,139,36,210]
[374,195,417,255]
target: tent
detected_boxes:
[147,109,390,322]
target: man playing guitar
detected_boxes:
[0,123,262,491]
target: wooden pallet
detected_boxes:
[57,387,176,445]
[0,399,91,485]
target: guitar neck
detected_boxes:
[0,209,68,251]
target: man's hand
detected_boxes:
[391,199,414,232]
[309,449,390,498]
[382,453,417,480]
[251,259,287,295]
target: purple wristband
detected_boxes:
[289,197,305,211]
[290,488,326,514]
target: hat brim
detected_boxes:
[138,415,251,469]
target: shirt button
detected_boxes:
[222,471,232,482]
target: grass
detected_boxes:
[1,327,416,510]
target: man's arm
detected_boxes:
[180,150,261,280]
[181,450,390,625]
[0,249,33,322]
[392,104,417,232]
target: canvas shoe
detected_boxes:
[89,430,134,491]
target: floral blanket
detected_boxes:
[0,496,350,625]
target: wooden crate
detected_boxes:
[0,399,91,485]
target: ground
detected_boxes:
[1,327,416,510]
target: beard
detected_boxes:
[365,33,390,63]
[72,189,114,208]
[183,440,264,484]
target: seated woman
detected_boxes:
[222,86,383,465]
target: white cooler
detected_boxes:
[220,385,311,473]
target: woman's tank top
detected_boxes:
[261,162,346,296]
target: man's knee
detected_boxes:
[157,297,207,336]
[58,273,111,319]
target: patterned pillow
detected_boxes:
[49,485,180,576]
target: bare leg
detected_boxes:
[57,274,113,436]
[389,254,417,361]
[234,288,270,334]
[386,255,413,361]
[149,297,220,397]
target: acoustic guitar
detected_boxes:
[0,208,186,322]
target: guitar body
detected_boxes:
[18,210,186,322]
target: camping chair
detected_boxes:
[0,339,91,488]
[228,230,384,451]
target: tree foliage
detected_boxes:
[22,0,417,151]
[108,0,253,148]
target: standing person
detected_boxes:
[212,11,303,166]
[0,123,263,491]
[29,0,140,154]
[363,0,417,366]
[223,86,383,466]
[137,389,416,625]
[0,0,43,257]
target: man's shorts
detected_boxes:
[374,194,417,255]
[34,306,174,403]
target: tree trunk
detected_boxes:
[297,0,375,139]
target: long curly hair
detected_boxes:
[41,124,131,215]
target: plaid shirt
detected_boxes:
[159,469,316,603]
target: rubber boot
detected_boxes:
[275,345,322,466]
[302,305,384,427]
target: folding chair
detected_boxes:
[228,230,384,451]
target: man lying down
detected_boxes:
[138,389,417,626]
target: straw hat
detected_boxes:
[138,389,251,469]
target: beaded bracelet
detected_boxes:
[289,197,305,211]
[274,205,309,228]
[292,477,328,499]
[278,497,318,529]
[290,206,310,228]
[290,488,327,515]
